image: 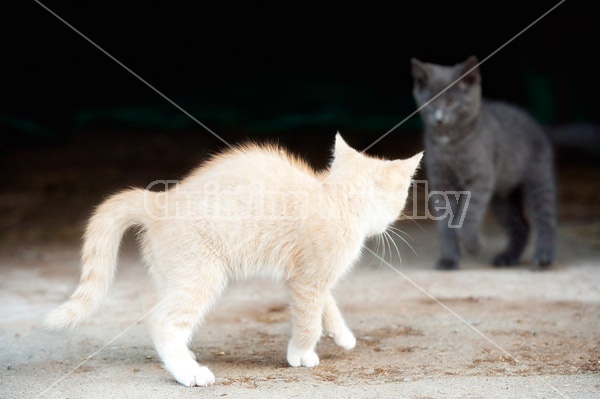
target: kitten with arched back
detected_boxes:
[46,133,422,387]
[411,56,556,270]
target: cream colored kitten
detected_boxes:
[46,133,422,387]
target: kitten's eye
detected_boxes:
[462,74,477,86]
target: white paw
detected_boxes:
[333,328,356,350]
[287,341,320,367]
[168,360,215,387]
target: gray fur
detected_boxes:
[411,56,556,270]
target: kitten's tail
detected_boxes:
[45,188,151,330]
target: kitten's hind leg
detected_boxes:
[322,291,356,350]
[286,281,326,368]
[524,171,557,268]
[490,190,529,266]
[148,270,226,387]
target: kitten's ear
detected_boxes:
[411,58,428,89]
[334,132,357,159]
[401,151,424,177]
[459,56,480,86]
[386,151,423,181]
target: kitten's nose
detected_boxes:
[433,109,444,125]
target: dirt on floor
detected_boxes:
[1,132,599,398]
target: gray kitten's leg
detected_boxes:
[430,190,460,270]
[457,179,494,256]
[322,291,356,350]
[286,281,326,367]
[524,170,557,268]
[435,219,460,270]
[148,270,226,387]
[490,189,530,266]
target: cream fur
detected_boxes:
[45,133,422,387]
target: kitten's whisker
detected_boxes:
[388,225,414,242]
[365,236,381,268]
[398,214,426,233]
[380,233,387,268]
[385,230,403,269]
[388,228,419,257]
[389,226,418,249]
[382,232,390,265]
[389,229,418,257]
[379,232,391,271]
[388,225,412,237]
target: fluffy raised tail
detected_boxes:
[46,188,152,330]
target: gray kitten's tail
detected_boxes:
[545,123,600,155]
[45,188,152,330]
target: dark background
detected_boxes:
[2,1,599,247]
[5,2,599,148]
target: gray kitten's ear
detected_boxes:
[411,58,428,88]
[459,56,480,86]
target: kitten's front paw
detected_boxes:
[287,342,320,367]
[435,258,459,270]
[531,254,553,270]
[169,361,215,387]
[332,328,356,350]
[492,252,520,267]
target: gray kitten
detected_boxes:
[411,56,556,270]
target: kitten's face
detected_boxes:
[411,56,481,130]
[329,134,422,236]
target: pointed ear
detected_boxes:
[411,58,428,89]
[459,56,480,86]
[398,151,424,177]
[334,132,356,159]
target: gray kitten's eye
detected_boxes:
[415,77,427,89]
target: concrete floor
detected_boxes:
[1,133,599,398]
